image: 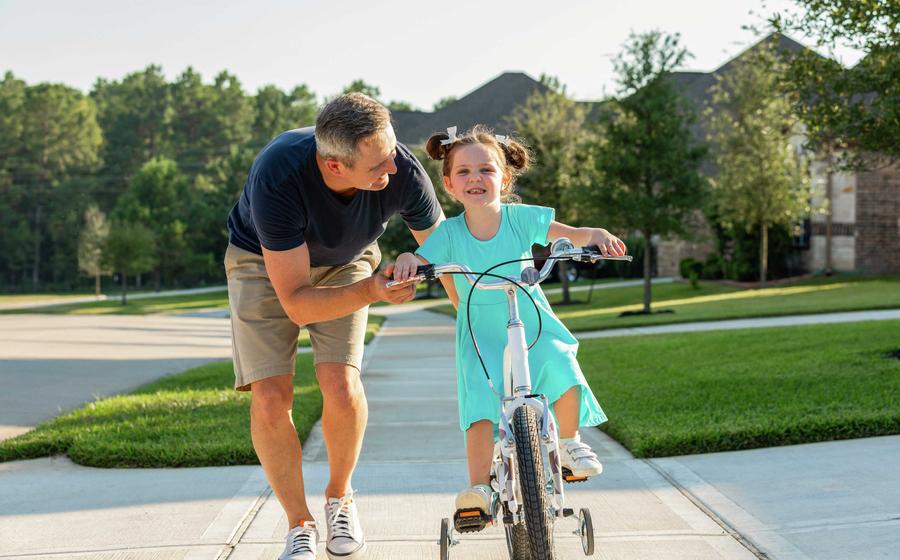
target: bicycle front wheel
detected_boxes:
[513,405,556,559]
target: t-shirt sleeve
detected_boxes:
[509,204,555,246]
[250,175,307,251]
[415,220,452,265]
[397,145,443,231]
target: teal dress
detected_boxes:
[417,204,607,432]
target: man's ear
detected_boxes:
[324,158,346,177]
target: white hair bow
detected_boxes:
[440,126,458,146]
[495,134,511,146]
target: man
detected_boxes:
[225,92,456,560]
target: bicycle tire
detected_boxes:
[513,406,556,559]
[504,519,531,560]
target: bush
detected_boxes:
[679,257,703,288]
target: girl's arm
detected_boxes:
[548,221,627,257]
[393,252,460,310]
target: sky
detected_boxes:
[0,0,864,110]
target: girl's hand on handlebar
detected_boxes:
[589,228,627,257]
[393,252,422,283]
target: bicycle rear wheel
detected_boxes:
[513,405,556,559]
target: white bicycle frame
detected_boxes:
[388,238,632,525]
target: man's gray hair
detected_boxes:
[315,93,392,167]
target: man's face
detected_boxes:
[345,126,398,191]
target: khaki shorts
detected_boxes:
[224,243,381,391]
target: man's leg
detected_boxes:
[250,373,315,528]
[315,362,368,499]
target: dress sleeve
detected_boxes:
[508,204,555,246]
[415,220,452,264]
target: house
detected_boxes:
[391,72,550,145]
[661,33,899,276]
[389,35,900,276]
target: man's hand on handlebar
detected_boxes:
[371,263,417,304]
[587,228,627,258]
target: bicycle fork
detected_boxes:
[494,286,566,522]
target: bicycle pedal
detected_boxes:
[453,508,491,533]
[562,467,588,484]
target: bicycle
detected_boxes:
[387,238,632,559]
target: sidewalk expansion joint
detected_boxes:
[217,486,273,560]
[643,458,769,560]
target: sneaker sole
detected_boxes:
[562,465,603,479]
[325,541,367,560]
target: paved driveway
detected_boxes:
[0,314,232,440]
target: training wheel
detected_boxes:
[440,517,451,560]
[579,507,595,555]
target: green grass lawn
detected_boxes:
[0,355,319,468]
[429,275,900,332]
[582,320,900,457]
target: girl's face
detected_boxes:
[442,143,510,210]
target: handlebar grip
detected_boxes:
[385,264,436,288]
[416,264,435,278]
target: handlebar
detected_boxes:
[386,238,633,289]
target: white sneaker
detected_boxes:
[560,437,603,477]
[279,521,319,560]
[455,483,494,514]
[324,491,366,559]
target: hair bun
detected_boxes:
[501,140,530,171]
[425,132,449,160]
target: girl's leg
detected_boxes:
[466,420,495,485]
[552,385,581,439]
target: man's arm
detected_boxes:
[410,214,460,309]
[263,243,415,326]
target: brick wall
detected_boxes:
[855,165,900,273]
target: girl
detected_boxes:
[393,125,627,520]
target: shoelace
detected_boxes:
[328,494,356,540]
[289,526,316,555]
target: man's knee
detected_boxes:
[316,363,365,408]
[250,374,295,429]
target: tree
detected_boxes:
[506,85,596,303]
[114,157,191,289]
[169,68,253,177]
[593,31,708,313]
[433,96,457,111]
[342,80,381,99]
[770,0,899,166]
[707,42,812,286]
[387,100,415,111]
[0,73,31,288]
[191,147,257,280]
[78,204,110,295]
[18,83,103,289]
[91,65,172,197]
[250,84,316,149]
[103,221,157,304]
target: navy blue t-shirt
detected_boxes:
[227,127,442,267]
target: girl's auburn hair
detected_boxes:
[424,125,531,199]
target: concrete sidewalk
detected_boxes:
[1,309,898,559]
